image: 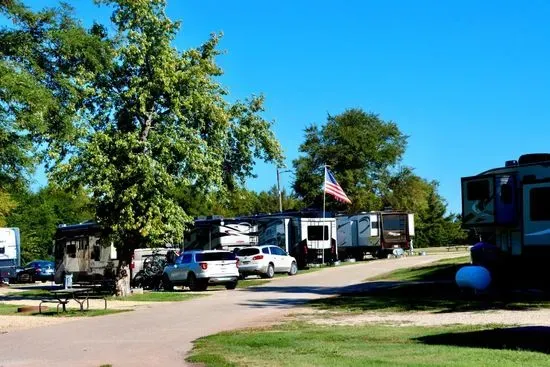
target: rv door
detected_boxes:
[523,182,550,247]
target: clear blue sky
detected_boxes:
[8,0,550,214]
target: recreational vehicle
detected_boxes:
[242,213,337,268]
[336,211,414,260]
[53,222,118,284]
[183,216,257,252]
[0,227,21,282]
[461,153,550,260]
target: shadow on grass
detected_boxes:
[0,289,57,302]
[309,281,550,313]
[370,257,469,282]
[29,308,131,317]
[417,326,550,354]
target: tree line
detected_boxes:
[0,0,465,263]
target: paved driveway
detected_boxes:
[0,254,461,367]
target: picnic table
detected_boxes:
[39,288,92,314]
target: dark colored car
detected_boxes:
[16,261,55,283]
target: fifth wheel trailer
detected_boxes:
[461,153,550,260]
[336,211,414,260]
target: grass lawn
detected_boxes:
[187,322,550,367]
[237,278,271,288]
[0,303,129,317]
[4,289,52,299]
[112,291,205,302]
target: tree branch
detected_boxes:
[140,112,153,143]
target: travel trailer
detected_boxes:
[53,221,118,284]
[54,221,176,283]
[336,211,414,260]
[461,153,550,260]
[0,228,21,282]
[241,213,337,268]
[183,216,257,252]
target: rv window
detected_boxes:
[371,221,378,230]
[307,226,329,241]
[530,187,550,221]
[467,180,490,201]
[91,246,101,261]
[0,247,4,254]
[382,215,404,231]
[66,243,77,258]
[500,184,513,204]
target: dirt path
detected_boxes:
[0,254,464,367]
[296,308,550,327]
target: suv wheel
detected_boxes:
[161,274,173,291]
[288,262,298,276]
[225,281,238,290]
[262,263,275,279]
[188,273,207,291]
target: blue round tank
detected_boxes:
[455,265,491,291]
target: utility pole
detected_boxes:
[277,168,282,213]
[277,168,292,212]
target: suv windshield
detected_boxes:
[196,252,236,262]
[236,248,260,256]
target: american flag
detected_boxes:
[324,168,351,204]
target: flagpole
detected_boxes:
[322,164,326,265]
[323,164,326,219]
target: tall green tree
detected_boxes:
[382,166,433,213]
[0,1,111,185]
[253,186,305,214]
[293,109,407,211]
[412,181,466,247]
[1,0,110,232]
[50,0,283,258]
[7,185,94,263]
[0,190,17,226]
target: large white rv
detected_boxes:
[244,215,337,268]
[461,153,550,259]
[336,211,414,260]
[0,228,21,282]
[183,217,257,252]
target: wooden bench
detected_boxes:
[85,294,108,310]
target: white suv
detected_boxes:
[162,250,239,291]
[236,246,298,279]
